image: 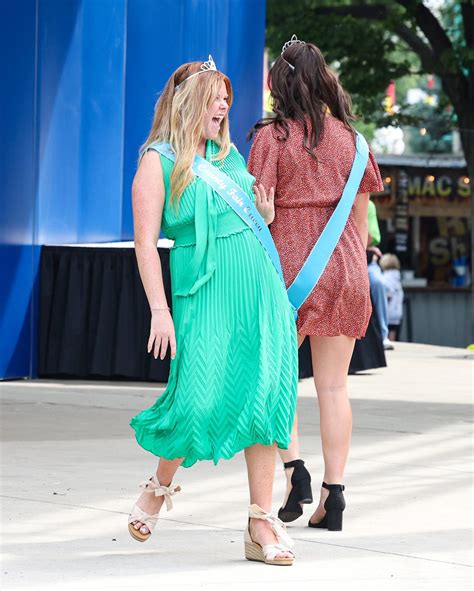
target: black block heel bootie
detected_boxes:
[308,482,345,531]
[278,459,313,523]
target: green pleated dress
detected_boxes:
[130,140,298,468]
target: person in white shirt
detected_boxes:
[380,254,404,341]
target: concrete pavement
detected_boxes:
[1,342,472,591]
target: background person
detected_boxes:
[367,200,394,351]
[380,253,404,342]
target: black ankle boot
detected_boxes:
[278,459,313,523]
[308,482,345,531]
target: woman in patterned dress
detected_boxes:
[248,38,384,530]
[128,58,297,565]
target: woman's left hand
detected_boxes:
[254,183,275,225]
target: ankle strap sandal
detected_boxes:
[139,476,182,511]
[244,504,295,566]
[128,476,181,542]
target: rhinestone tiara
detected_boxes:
[175,55,217,91]
[281,34,305,71]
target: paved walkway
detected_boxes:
[1,342,472,591]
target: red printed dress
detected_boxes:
[248,116,384,337]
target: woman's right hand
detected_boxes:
[147,309,176,360]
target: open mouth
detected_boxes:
[212,116,224,125]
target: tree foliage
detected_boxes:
[267,0,410,117]
[266,0,474,178]
[406,102,454,153]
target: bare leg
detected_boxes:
[278,333,306,464]
[131,456,183,535]
[308,335,355,524]
[245,444,292,558]
[278,334,306,506]
[278,407,301,464]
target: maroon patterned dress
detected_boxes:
[248,116,384,338]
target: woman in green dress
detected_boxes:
[128,57,298,566]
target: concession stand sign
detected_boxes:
[371,155,471,287]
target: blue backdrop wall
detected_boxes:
[0,0,266,379]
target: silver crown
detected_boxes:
[175,55,217,91]
[281,34,305,54]
[200,55,217,72]
[281,34,305,71]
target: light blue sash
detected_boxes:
[152,142,294,311]
[151,133,368,318]
[287,132,369,310]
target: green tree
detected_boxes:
[406,101,453,153]
[266,0,474,183]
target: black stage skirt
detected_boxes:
[39,246,386,381]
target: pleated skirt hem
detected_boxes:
[130,422,291,468]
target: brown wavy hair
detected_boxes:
[249,42,355,156]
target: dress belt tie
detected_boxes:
[165,188,249,297]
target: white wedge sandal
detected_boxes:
[244,504,295,566]
[128,476,181,542]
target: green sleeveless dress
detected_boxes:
[130,140,298,468]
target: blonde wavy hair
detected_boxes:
[140,61,233,204]
[379,253,401,271]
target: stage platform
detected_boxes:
[39,242,386,381]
